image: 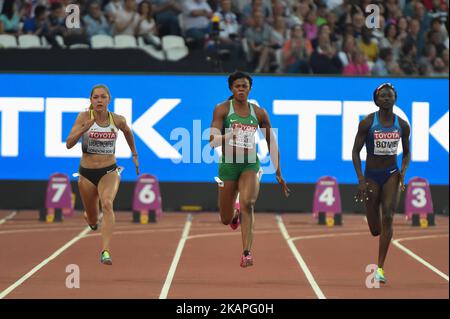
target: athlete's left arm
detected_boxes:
[258,108,290,197]
[113,114,140,175]
[399,118,411,191]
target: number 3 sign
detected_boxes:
[404,177,433,220]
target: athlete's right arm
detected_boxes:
[352,117,371,180]
[352,117,371,202]
[209,104,229,148]
[66,112,95,149]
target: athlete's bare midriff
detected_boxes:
[80,153,116,169]
[365,154,397,170]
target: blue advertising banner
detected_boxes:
[0,74,448,184]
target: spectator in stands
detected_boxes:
[104,0,124,25]
[338,33,356,67]
[403,0,419,18]
[358,27,378,62]
[114,0,140,35]
[212,0,243,71]
[399,39,419,75]
[215,0,240,41]
[396,15,409,41]
[242,0,271,27]
[427,29,447,56]
[270,15,288,72]
[269,0,289,26]
[23,4,49,37]
[309,30,342,74]
[385,0,401,23]
[46,1,69,47]
[351,11,364,39]
[182,0,213,47]
[418,43,437,71]
[343,47,370,75]
[83,0,112,38]
[372,15,385,43]
[379,23,402,60]
[372,47,394,76]
[290,1,309,27]
[316,3,329,27]
[430,17,449,44]
[0,0,22,35]
[431,56,448,76]
[312,23,337,50]
[151,0,182,36]
[244,9,273,72]
[303,8,318,41]
[47,1,89,47]
[136,0,160,48]
[414,1,431,40]
[428,0,448,24]
[442,48,449,70]
[282,22,311,73]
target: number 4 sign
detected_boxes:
[132,174,163,224]
[312,176,342,226]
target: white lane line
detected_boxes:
[0,226,91,299]
[290,232,367,241]
[393,234,449,282]
[276,215,326,299]
[0,211,17,225]
[159,214,193,299]
[187,229,279,240]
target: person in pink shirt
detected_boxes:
[343,49,370,75]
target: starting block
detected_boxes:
[40,173,74,223]
[313,176,342,226]
[132,174,162,224]
[405,177,435,227]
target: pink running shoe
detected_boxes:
[240,252,253,268]
[230,205,240,230]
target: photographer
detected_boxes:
[210,0,243,71]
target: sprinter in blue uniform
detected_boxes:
[352,83,411,283]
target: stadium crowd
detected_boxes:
[0,0,448,76]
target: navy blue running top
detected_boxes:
[366,112,402,156]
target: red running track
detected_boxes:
[0,210,447,299]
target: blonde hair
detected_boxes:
[89,84,111,110]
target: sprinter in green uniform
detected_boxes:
[209,71,290,268]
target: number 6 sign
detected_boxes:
[132,174,162,224]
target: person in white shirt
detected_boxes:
[114,0,140,35]
[136,0,160,48]
[182,0,212,46]
[105,0,124,24]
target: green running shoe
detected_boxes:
[101,250,112,265]
[375,267,386,283]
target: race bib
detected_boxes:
[86,130,117,154]
[228,123,257,149]
[373,130,400,155]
